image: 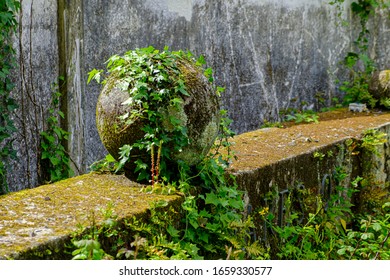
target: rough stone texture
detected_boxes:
[60,0,85,176]
[369,70,390,100]
[0,173,183,260]
[6,0,390,191]
[96,57,220,169]
[81,0,390,172]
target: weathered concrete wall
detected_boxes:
[9,0,59,190]
[60,0,85,175]
[80,0,390,173]
[6,0,390,191]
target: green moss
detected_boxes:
[379,70,390,87]
[0,173,183,259]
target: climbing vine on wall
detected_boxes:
[39,77,73,183]
[0,0,20,194]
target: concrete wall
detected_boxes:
[9,0,59,190]
[6,0,390,191]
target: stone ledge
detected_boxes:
[0,173,183,259]
[1,112,389,259]
[228,112,390,214]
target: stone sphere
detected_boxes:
[369,70,390,100]
[96,58,221,174]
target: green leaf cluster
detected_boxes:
[337,206,390,260]
[39,77,73,183]
[285,110,319,124]
[261,169,390,260]
[330,0,389,108]
[360,128,387,156]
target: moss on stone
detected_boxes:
[369,70,390,100]
[2,109,389,259]
[0,173,182,259]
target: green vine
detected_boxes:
[0,0,20,194]
[39,77,73,183]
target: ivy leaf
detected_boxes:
[167,225,180,239]
[53,127,62,138]
[134,159,148,173]
[196,55,206,66]
[49,156,61,166]
[116,144,132,172]
[204,68,213,82]
[87,69,103,84]
[205,192,220,206]
[372,222,382,232]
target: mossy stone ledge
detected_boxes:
[227,111,390,218]
[0,173,183,260]
[1,110,389,259]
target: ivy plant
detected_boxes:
[40,77,73,183]
[89,46,224,183]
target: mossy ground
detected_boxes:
[0,173,182,259]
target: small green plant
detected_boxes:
[90,154,119,174]
[360,128,387,156]
[177,169,266,259]
[313,150,335,161]
[313,152,325,160]
[285,110,319,124]
[39,77,73,183]
[380,98,390,109]
[339,54,377,107]
[260,120,284,129]
[71,208,116,260]
[337,202,390,260]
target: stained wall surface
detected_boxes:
[6,0,390,191]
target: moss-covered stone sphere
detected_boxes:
[96,55,220,176]
[369,70,390,100]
